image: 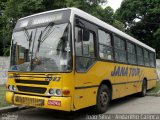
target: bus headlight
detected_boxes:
[49,89,54,95]
[12,86,16,91]
[8,85,12,91]
[55,89,62,96]
[48,89,62,96]
[8,85,16,91]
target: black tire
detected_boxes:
[93,84,111,114]
[139,80,147,97]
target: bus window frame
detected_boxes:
[143,48,150,67]
[73,15,156,69]
[127,41,137,65]
[97,29,114,61]
[74,16,97,73]
[136,45,145,67]
[113,34,127,64]
[10,22,74,73]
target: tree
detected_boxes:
[0,0,45,56]
[116,0,160,58]
[0,0,125,56]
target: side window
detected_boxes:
[144,49,150,66]
[83,32,95,57]
[75,26,95,72]
[127,42,137,64]
[98,29,113,60]
[114,36,127,63]
[137,46,144,66]
[75,27,83,56]
[149,52,155,67]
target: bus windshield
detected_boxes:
[10,23,72,72]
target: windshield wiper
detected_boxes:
[36,31,43,53]
[23,22,55,71]
[40,22,55,44]
[23,27,30,40]
[22,27,34,71]
[28,28,38,71]
[23,27,33,51]
[34,22,55,57]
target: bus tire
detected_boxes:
[93,84,111,114]
[139,80,147,97]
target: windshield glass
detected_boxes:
[10,23,72,72]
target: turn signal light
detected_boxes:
[62,90,70,95]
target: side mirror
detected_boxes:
[83,29,90,41]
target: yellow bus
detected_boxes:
[6,8,157,113]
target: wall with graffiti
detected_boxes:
[0,57,9,85]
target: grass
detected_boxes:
[148,81,160,93]
[0,85,11,107]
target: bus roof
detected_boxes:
[19,7,155,52]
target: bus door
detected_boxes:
[73,17,98,110]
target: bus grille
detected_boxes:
[17,86,47,94]
[15,79,49,85]
[15,96,44,106]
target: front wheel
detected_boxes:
[93,84,111,114]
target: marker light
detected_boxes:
[62,90,70,95]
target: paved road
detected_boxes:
[1,96,160,120]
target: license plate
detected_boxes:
[48,100,61,106]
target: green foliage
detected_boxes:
[112,20,126,32]
[0,0,125,56]
[0,85,10,107]
[148,81,160,93]
[116,0,160,58]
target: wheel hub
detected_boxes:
[100,91,108,107]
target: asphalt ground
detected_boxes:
[0,96,160,120]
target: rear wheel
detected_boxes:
[93,84,111,114]
[139,80,147,97]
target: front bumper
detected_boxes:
[6,91,72,111]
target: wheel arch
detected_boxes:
[143,77,148,89]
[99,79,112,99]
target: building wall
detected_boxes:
[0,57,9,85]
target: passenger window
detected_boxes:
[75,27,83,56]
[114,36,127,63]
[127,42,137,64]
[144,49,150,66]
[136,46,144,66]
[83,33,95,57]
[149,52,155,67]
[98,30,113,60]
[98,30,111,46]
[75,26,95,72]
